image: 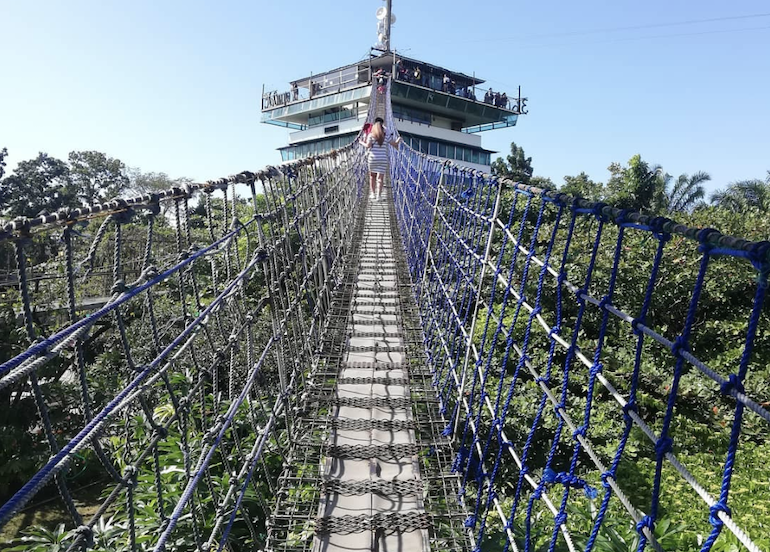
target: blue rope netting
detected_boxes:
[390,141,769,551]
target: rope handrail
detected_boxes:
[390,107,768,552]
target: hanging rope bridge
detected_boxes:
[0,79,769,552]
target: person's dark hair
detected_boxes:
[374,117,384,124]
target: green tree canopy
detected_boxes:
[605,154,666,213]
[560,172,604,201]
[68,150,129,205]
[0,152,75,218]
[491,142,533,184]
[0,147,7,181]
[663,171,710,213]
[710,171,770,213]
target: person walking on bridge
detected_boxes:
[363,117,401,201]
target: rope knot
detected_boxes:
[670,335,689,358]
[622,400,638,422]
[720,373,744,396]
[635,515,655,535]
[575,287,588,304]
[615,208,633,224]
[572,425,587,440]
[709,501,731,528]
[542,468,557,483]
[697,227,719,253]
[255,248,269,262]
[74,525,94,547]
[600,471,613,489]
[589,362,604,378]
[655,436,673,457]
[630,317,645,336]
[598,295,612,311]
[122,465,138,488]
[748,240,770,272]
[591,202,609,221]
[112,207,133,225]
[111,280,127,295]
[535,375,549,386]
[464,514,476,528]
[649,216,672,241]
[553,512,568,527]
[531,305,542,316]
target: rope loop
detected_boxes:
[748,240,770,272]
[591,202,609,221]
[598,295,612,311]
[572,425,587,441]
[600,471,613,489]
[709,501,732,528]
[74,525,95,547]
[464,514,476,528]
[622,400,638,422]
[122,465,138,488]
[670,335,689,358]
[615,208,633,225]
[589,362,604,378]
[554,512,568,527]
[630,316,645,336]
[649,216,673,241]
[697,227,720,253]
[654,436,674,457]
[635,515,655,535]
[111,280,128,295]
[112,206,133,225]
[720,373,745,396]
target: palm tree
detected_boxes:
[711,171,770,213]
[664,171,710,213]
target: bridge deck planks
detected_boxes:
[266,184,469,552]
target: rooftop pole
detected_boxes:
[384,0,392,51]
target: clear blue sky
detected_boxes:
[2,0,769,196]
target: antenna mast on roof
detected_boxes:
[375,0,396,52]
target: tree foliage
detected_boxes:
[491,142,533,184]
[711,171,770,213]
[0,150,139,219]
[68,151,129,205]
[0,152,75,218]
[663,171,709,213]
[560,172,604,201]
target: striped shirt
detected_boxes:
[366,130,394,174]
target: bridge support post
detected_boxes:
[453,176,503,441]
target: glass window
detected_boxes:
[429,142,438,156]
[439,143,447,158]
[472,150,480,164]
